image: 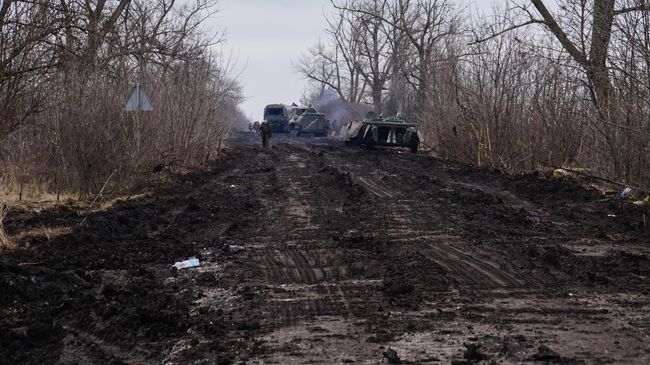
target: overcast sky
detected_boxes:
[208,0,543,121]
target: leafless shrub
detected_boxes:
[0,0,246,199]
[298,0,650,189]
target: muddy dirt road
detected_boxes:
[2,132,649,364]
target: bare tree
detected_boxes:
[474,1,650,176]
[349,0,393,114]
[332,0,463,107]
[0,0,64,136]
[294,9,367,104]
[0,0,244,199]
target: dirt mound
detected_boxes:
[507,172,602,203]
[0,161,264,364]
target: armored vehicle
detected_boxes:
[289,106,309,119]
[341,112,419,152]
[288,106,330,137]
[263,104,290,133]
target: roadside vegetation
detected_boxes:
[296,0,650,190]
[0,200,12,250]
[0,0,246,201]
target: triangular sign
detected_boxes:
[123,83,154,112]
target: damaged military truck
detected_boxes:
[263,104,291,133]
[341,112,420,153]
[288,106,330,137]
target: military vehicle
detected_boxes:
[288,106,330,137]
[249,121,260,133]
[289,105,309,119]
[341,112,419,152]
[263,104,290,133]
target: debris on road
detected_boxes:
[383,347,401,364]
[633,196,650,206]
[553,168,568,177]
[619,187,632,199]
[173,257,200,270]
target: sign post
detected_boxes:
[123,82,153,171]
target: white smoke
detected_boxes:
[310,88,370,133]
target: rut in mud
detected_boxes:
[1,132,649,364]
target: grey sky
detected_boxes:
[211,0,332,121]
[209,0,543,121]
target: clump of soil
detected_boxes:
[383,347,401,364]
[529,345,577,364]
[463,343,489,362]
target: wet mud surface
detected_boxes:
[1,132,649,364]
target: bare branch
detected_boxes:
[614,4,650,16]
[469,19,545,45]
[530,0,587,65]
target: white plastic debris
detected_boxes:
[607,214,616,218]
[619,187,632,199]
[552,169,568,177]
[173,258,200,270]
[633,196,650,206]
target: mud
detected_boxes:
[1,132,649,364]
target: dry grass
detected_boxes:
[12,226,73,242]
[0,173,77,203]
[0,200,15,250]
[0,192,152,251]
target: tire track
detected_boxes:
[325,153,525,289]
[415,240,523,287]
[246,145,365,329]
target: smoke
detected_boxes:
[311,88,338,110]
[310,89,370,133]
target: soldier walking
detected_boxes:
[260,119,272,148]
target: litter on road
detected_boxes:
[619,187,632,198]
[173,258,200,270]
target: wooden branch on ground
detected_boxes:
[92,169,118,204]
[540,161,646,192]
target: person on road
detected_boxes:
[260,119,272,148]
